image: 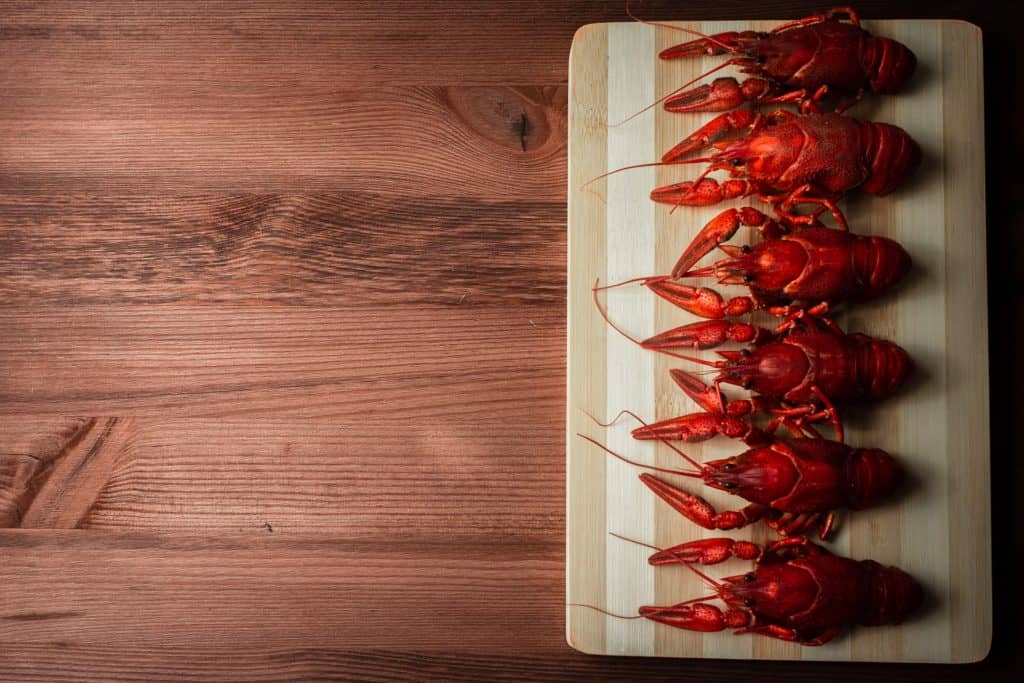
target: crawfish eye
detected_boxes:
[730,158,743,167]
[722,463,735,471]
[742,379,753,390]
[740,245,751,254]
[744,598,755,607]
[744,572,756,583]
[740,348,751,358]
[743,274,753,283]
[723,482,737,490]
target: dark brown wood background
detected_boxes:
[1,1,1019,680]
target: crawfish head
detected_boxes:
[714,344,810,398]
[702,440,904,513]
[701,448,798,502]
[710,125,805,187]
[718,564,819,622]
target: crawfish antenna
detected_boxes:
[610,2,744,127]
[609,532,721,589]
[592,279,719,366]
[569,598,716,621]
[625,0,739,53]
[584,408,704,471]
[567,604,647,619]
[593,274,669,292]
[609,530,664,554]
[584,408,643,428]
[608,60,740,128]
[580,158,714,194]
[576,433,700,478]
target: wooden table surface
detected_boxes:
[0,2,1019,680]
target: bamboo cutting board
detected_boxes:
[566,19,989,663]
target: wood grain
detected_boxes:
[0,418,563,536]
[1,86,568,194]
[567,19,990,663]
[0,1,1015,680]
[0,304,563,417]
[0,191,565,305]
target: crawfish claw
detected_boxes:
[646,320,760,351]
[639,473,767,531]
[662,109,758,162]
[669,369,725,414]
[640,602,751,632]
[650,178,752,207]
[648,538,761,566]
[673,208,742,276]
[665,77,746,113]
[659,31,760,59]
[647,280,727,318]
[631,411,749,443]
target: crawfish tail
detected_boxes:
[858,120,922,196]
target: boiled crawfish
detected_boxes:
[595,288,913,440]
[591,535,923,645]
[655,109,921,230]
[659,7,917,114]
[608,206,911,320]
[582,386,904,538]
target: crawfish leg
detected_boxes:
[818,511,838,540]
[769,302,835,330]
[747,83,834,116]
[639,473,768,531]
[765,414,812,439]
[769,386,844,443]
[773,184,849,231]
[738,624,843,646]
[767,511,823,537]
[834,88,866,114]
[809,385,844,444]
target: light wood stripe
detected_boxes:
[652,20,710,661]
[940,21,991,664]
[566,22,607,656]
[567,19,990,663]
[605,22,657,656]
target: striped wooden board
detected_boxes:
[566,19,989,663]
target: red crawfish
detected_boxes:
[574,535,923,645]
[594,286,913,441]
[657,7,917,114]
[581,390,904,538]
[654,109,922,230]
[601,206,911,321]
